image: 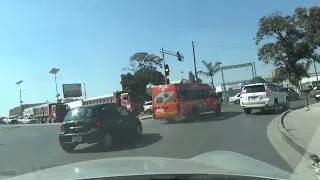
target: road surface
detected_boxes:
[0,99,313,177]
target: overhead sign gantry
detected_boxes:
[219,62,257,102]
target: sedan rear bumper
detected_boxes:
[59,129,101,146]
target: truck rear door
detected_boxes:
[153,90,176,118]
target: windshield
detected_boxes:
[64,107,95,122]
[243,85,265,93]
[2,1,319,179]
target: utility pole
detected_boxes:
[54,74,58,101]
[252,62,257,77]
[83,83,87,99]
[192,41,198,81]
[15,80,23,109]
[251,65,255,78]
[49,68,60,102]
[220,70,227,103]
[181,70,184,79]
[313,61,319,85]
[161,47,167,84]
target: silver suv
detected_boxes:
[240,83,289,114]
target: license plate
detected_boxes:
[250,97,258,100]
[156,108,164,112]
[72,136,82,142]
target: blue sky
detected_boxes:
[0,0,318,116]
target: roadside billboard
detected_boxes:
[62,83,82,98]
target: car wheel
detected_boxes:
[99,132,113,151]
[187,107,199,121]
[273,99,279,114]
[235,100,240,104]
[61,144,76,153]
[283,98,290,110]
[244,108,252,114]
[134,123,143,139]
[214,104,221,116]
[146,109,152,115]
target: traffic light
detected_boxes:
[164,64,170,76]
[177,51,183,61]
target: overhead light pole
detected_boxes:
[49,68,60,102]
[15,80,23,109]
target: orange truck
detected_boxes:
[152,83,221,122]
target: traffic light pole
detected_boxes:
[161,47,167,84]
[160,48,184,84]
[192,41,198,81]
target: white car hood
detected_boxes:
[6,151,293,180]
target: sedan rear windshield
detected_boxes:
[64,107,95,122]
[243,85,265,93]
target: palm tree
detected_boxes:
[198,60,222,87]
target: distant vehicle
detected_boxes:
[281,87,299,101]
[143,101,153,115]
[229,93,240,104]
[240,83,289,114]
[82,91,144,116]
[152,83,221,122]
[21,116,38,124]
[309,85,320,98]
[6,116,19,124]
[0,117,6,124]
[59,103,142,153]
[17,117,24,124]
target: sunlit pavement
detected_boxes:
[0,99,315,177]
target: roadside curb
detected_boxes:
[276,110,311,157]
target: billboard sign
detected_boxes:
[62,83,82,98]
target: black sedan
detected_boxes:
[59,103,143,153]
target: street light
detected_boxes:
[15,80,23,108]
[49,68,60,102]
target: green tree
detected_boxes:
[198,60,222,86]
[122,52,165,94]
[249,76,266,84]
[188,71,203,83]
[196,77,203,83]
[305,54,320,84]
[120,73,137,91]
[124,52,163,73]
[255,7,320,86]
[188,71,196,83]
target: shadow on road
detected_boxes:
[163,111,242,124]
[73,133,162,153]
[252,102,312,115]
[253,110,282,115]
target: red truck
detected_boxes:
[33,103,69,123]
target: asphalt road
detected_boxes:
[0,99,315,177]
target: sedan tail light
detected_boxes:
[96,121,101,126]
[265,89,270,95]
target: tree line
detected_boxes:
[256,6,320,86]
[121,52,223,96]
